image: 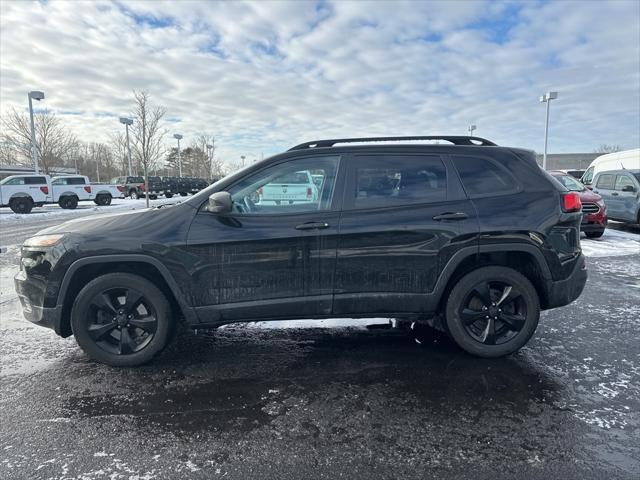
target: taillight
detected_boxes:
[40,186,48,194]
[117,185,125,192]
[562,192,582,212]
[139,183,145,191]
[307,187,312,198]
[84,186,92,193]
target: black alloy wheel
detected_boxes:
[71,273,172,366]
[445,266,540,357]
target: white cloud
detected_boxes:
[1,0,638,167]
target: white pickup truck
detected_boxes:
[257,170,319,205]
[0,174,124,213]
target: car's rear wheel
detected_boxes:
[130,190,139,200]
[71,273,173,367]
[9,197,33,214]
[445,266,540,358]
[165,193,173,198]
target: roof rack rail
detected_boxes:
[288,136,497,151]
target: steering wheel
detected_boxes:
[242,195,256,213]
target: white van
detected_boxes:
[581,148,640,186]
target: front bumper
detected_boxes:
[15,270,64,335]
[545,253,588,309]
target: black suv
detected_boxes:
[16,136,587,367]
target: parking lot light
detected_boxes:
[468,124,477,136]
[119,117,134,176]
[28,91,45,174]
[173,134,183,177]
[540,91,559,170]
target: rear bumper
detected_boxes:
[581,211,607,233]
[544,253,588,309]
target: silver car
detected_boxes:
[592,169,640,224]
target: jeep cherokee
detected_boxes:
[15,136,587,366]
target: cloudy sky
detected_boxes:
[1,0,639,165]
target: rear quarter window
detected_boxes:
[67,177,86,185]
[451,156,517,196]
[25,176,47,185]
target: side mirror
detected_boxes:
[208,191,232,214]
[621,185,636,193]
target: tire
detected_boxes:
[9,197,33,214]
[59,196,78,209]
[149,194,157,200]
[165,193,173,199]
[444,266,540,358]
[130,190,139,200]
[585,230,604,238]
[95,194,112,206]
[179,192,188,197]
[71,273,173,367]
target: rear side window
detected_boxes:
[596,174,615,189]
[451,156,515,196]
[614,175,635,191]
[25,176,47,184]
[67,177,86,185]
[349,155,446,209]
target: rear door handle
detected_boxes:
[295,222,329,230]
[432,212,468,221]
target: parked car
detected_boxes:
[112,176,164,200]
[16,135,587,367]
[257,170,318,205]
[1,174,124,212]
[176,177,191,196]
[592,169,640,224]
[160,176,177,198]
[550,171,607,238]
[146,177,165,199]
[581,148,640,187]
[558,169,585,180]
[0,174,50,213]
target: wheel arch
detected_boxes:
[435,243,552,313]
[56,255,196,337]
[9,192,34,200]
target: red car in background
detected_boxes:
[550,171,607,238]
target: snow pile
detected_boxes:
[581,227,640,258]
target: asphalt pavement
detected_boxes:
[0,212,639,479]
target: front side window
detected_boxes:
[596,174,615,189]
[582,167,594,184]
[228,156,340,215]
[614,175,635,191]
[3,177,25,185]
[452,156,516,196]
[347,155,446,209]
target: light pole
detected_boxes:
[28,91,45,174]
[119,117,134,176]
[540,91,558,170]
[173,134,183,177]
[468,124,477,136]
[206,143,214,181]
[240,155,246,168]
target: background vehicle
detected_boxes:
[0,174,51,213]
[16,136,587,367]
[161,176,177,198]
[257,170,318,205]
[558,169,585,180]
[550,171,607,237]
[581,148,640,186]
[145,177,165,199]
[112,176,164,200]
[51,175,92,209]
[592,169,640,224]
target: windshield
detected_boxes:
[553,173,585,191]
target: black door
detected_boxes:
[333,152,478,316]
[186,154,343,324]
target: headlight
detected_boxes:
[23,234,65,247]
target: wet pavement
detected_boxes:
[0,221,639,479]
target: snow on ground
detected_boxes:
[580,227,640,258]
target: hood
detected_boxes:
[578,188,602,203]
[35,203,196,240]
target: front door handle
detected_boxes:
[432,212,468,221]
[295,222,329,230]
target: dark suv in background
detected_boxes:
[16,136,587,367]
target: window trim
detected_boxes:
[450,153,521,199]
[198,153,344,217]
[342,153,450,212]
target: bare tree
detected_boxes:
[594,144,622,154]
[108,131,129,176]
[130,90,166,206]
[1,107,77,174]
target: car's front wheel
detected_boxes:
[445,266,540,358]
[71,273,173,367]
